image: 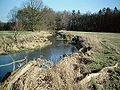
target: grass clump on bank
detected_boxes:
[1,41,52,56]
[0,31,53,55]
[59,30,120,89]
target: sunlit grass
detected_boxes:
[0,31,37,38]
[68,30,120,89]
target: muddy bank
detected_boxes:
[0,31,54,55]
[1,31,117,90]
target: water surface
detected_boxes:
[0,36,77,82]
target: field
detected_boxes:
[0,31,38,38]
[60,30,120,89]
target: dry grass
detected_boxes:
[2,31,104,90]
[5,53,87,90]
[2,52,117,90]
[1,30,120,90]
[79,34,101,51]
[59,30,101,51]
[0,31,53,55]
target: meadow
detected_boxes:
[0,31,38,38]
[61,30,120,89]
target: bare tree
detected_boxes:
[61,11,71,30]
[7,7,22,31]
[8,7,18,23]
[7,7,25,41]
[23,0,44,31]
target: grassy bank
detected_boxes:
[0,31,36,38]
[0,31,53,55]
[1,41,52,56]
[60,30,120,89]
[1,30,120,90]
[61,30,120,67]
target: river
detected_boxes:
[0,36,78,82]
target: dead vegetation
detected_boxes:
[1,53,118,90]
[1,30,119,90]
[0,31,53,55]
[58,30,101,51]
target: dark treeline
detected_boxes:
[0,0,120,32]
[69,7,120,32]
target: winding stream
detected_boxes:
[0,36,78,82]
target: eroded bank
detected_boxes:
[1,30,118,90]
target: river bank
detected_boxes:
[1,30,120,90]
[0,34,77,82]
[0,31,54,55]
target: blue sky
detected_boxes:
[0,0,120,22]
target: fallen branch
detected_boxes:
[0,57,27,67]
[80,63,118,87]
[1,61,37,90]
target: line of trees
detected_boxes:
[55,7,120,32]
[69,7,120,32]
[0,0,120,32]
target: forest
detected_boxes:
[0,0,120,32]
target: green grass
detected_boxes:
[62,30,120,89]
[90,35,120,89]
[0,31,37,38]
[56,35,66,40]
[34,41,52,50]
[63,31,120,66]
[81,31,120,69]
